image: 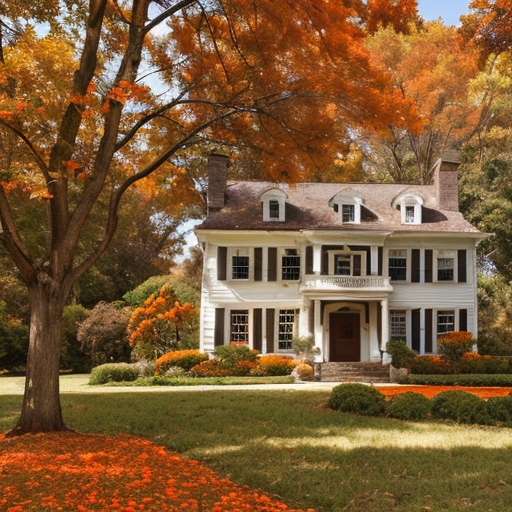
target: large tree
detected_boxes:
[0,0,418,434]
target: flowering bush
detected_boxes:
[155,349,208,375]
[292,363,314,381]
[0,433,313,511]
[438,331,475,367]
[253,355,299,376]
[188,360,232,378]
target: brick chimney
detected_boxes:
[434,149,460,212]
[207,153,229,215]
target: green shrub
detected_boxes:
[292,363,314,381]
[89,363,139,385]
[438,331,474,367]
[327,383,386,416]
[386,339,416,369]
[431,390,491,425]
[410,355,450,375]
[253,355,298,376]
[386,392,432,421]
[405,374,512,386]
[155,350,208,375]
[213,344,259,365]
[487,395,512,424]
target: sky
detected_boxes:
[417,0,471,26]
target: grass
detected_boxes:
[2,390,512,511]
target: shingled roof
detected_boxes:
[196,181,480,234]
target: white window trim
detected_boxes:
[261,189,287,222]
[331,195,362,224]
[389,309,407,342]
[434,250,457,283]
[387,249,409,283]
[228,247,251,281]
[276,308,298,353]
[280,248,301,281]
[327,249,367,276]
[393,193,423,225]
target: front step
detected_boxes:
[314,362,391,383]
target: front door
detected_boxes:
[329,312,360,362]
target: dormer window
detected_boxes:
[260,188,287,222]
[329,190,363,224]
[393,192,423,225]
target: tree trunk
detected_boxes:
[9,282,69,435]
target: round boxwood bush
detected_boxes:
[386,392,431,421]
[487,395,512,424]
[327,383,386,416]
[431,390,491,425]
[89,363,139,385]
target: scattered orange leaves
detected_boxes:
[376,385,512,400]
[0,432,314,512]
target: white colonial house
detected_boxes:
[195,152,487,373]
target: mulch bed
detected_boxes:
[375,385,512,399]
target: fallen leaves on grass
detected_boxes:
[376,386,512,400]
[0,432,315,512]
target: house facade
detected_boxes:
[195,153,486,364]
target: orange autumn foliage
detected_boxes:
[377,385,512,400]
[0,432,314,511]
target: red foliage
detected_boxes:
[377,385,512,400]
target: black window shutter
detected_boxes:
[266,309,275,352]
[411,309,420,352]
[268,247,277,281]
[458,250,467,283]
[425,309,433,353]
[411,249,420,283]
[425,250,433,283]
[305,246,314,274]
[459,309,468,332]
[214,308,225,347]
[353,255,362,276]
[217,247,227,281]
[254,248,262,281]
[378,247,383,276]
[321,247,328,275]
[253,308,262,352]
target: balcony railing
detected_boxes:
[300,275,392,293]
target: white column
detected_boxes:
[314,299,323,362]
[371,246,379,276]
[313,244,322,275]
[381,298,389,363]
[299,298,310,337]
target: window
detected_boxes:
[335,254,351,275]
[282,249,300,280]
[389,250,407,281]
[437,310,455,338]
[437,257,454,281]
[405,206,415,223]
[232,250,249,279]
[278,309,296,351]
[342,204,355,223]
[390,310,406,341]
[269,200,280,219]
[231,310,249,343]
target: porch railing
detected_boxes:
[300,275,392,292]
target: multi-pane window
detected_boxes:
[232,250,249,279]
[437,310,455,337]
[278,309,296,351]
[390,310,406,341]
[230,310,249,343]
[269,200,280,219]
[437,257,454,281]
[282,249,300,280]
[405,206,415,223]
[334,254,351,275]
[389,250,407,281]
[342,204,355,223]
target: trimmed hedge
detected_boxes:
[328,383,386,416]
[403,374,512,387]
[155,350,208,375]
[431,390,491,425]
[386,392,431,421]
[487,395,512,425]
[89,363,139,385]
[410,355,512,375]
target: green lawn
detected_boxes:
[2,390,512,511]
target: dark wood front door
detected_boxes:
[329,312,360,362]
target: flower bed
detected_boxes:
[376,385,512,400]
[0,432,313,512]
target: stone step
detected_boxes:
[314,362,391,383]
